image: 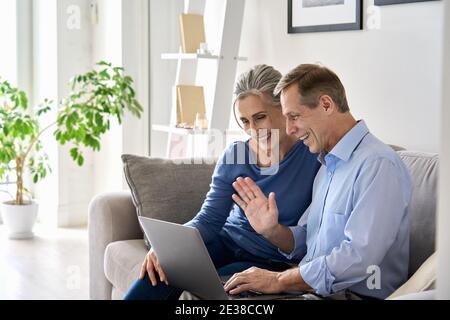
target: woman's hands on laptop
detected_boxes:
[140,248,169,286]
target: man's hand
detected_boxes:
[223,267,282,295]
[139,248,169,286]
[232,177,280,238]
[224,267,314,296]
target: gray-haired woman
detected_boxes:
[124,65,321,300]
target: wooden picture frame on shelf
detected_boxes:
[176,85,207,129]
[179,14,206,54]
[288,0,363,34]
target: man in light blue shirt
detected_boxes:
[225,64,412,300]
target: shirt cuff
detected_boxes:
[278,226,307,260]
[300,256,336,296]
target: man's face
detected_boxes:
[281,84,330,154]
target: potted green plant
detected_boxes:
[0,61,143,239]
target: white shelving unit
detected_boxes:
[152,0,247,159]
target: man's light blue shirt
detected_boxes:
[281,121,412,299]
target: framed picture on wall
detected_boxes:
[288,0,362,34]
[374,0,438,5]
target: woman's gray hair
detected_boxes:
[234,64,282,107]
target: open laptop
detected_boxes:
[138,216,303,300]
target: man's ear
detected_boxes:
[319,95,336,115]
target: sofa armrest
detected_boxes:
[88,191,142,300]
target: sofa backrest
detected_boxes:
[398,151,439,277]
[122,155,216,225]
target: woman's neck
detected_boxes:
[278,135,298,161]
[250,135,298,168]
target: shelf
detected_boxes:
[161,53,248,61]
[161,53,221,60]
[152,124,206,135]
[152,124,243,136]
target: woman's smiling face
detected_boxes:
[235,94,288,150]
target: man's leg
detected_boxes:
[296,290,364,300]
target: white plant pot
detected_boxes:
[0,200,38,240]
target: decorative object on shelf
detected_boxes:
[288,0,362,34]
[375,0,438,5]
[176,85,206,129]
[194,112,208,130]
[197,42,213,56]
[0,61,143,239]
[179,13,206,54]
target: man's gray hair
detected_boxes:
[274,64,350,113]
[234,65,282,106]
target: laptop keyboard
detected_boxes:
[221,281,263,299]
[230,290,263,299]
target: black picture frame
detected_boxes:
[288,0,363,34]
[374,0,438,5]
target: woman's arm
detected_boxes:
[231,177,295,253]
[185,144,240,244]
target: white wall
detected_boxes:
[33,0,59,227]
[92,0,124,196]
[149,0,184,157]
[0,0,17,85]
[235,0,444,153]
[92,0,150,195]
[33,0,97,227]
[56,0,95,227]
[121,0,150,161]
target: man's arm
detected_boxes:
[224,266,313,295]
[299,158,412,296]
[276,268,313,293]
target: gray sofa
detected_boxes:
[88,151,438,300]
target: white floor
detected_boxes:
[0,224,89,300]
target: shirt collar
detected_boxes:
[320,120,370,164]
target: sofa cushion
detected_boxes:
[389,290,436,300]
[104,240,148,294]
[387,252,436,300]
[112,287,127,301]
[122,155,216,247]
[398,151,439,277]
